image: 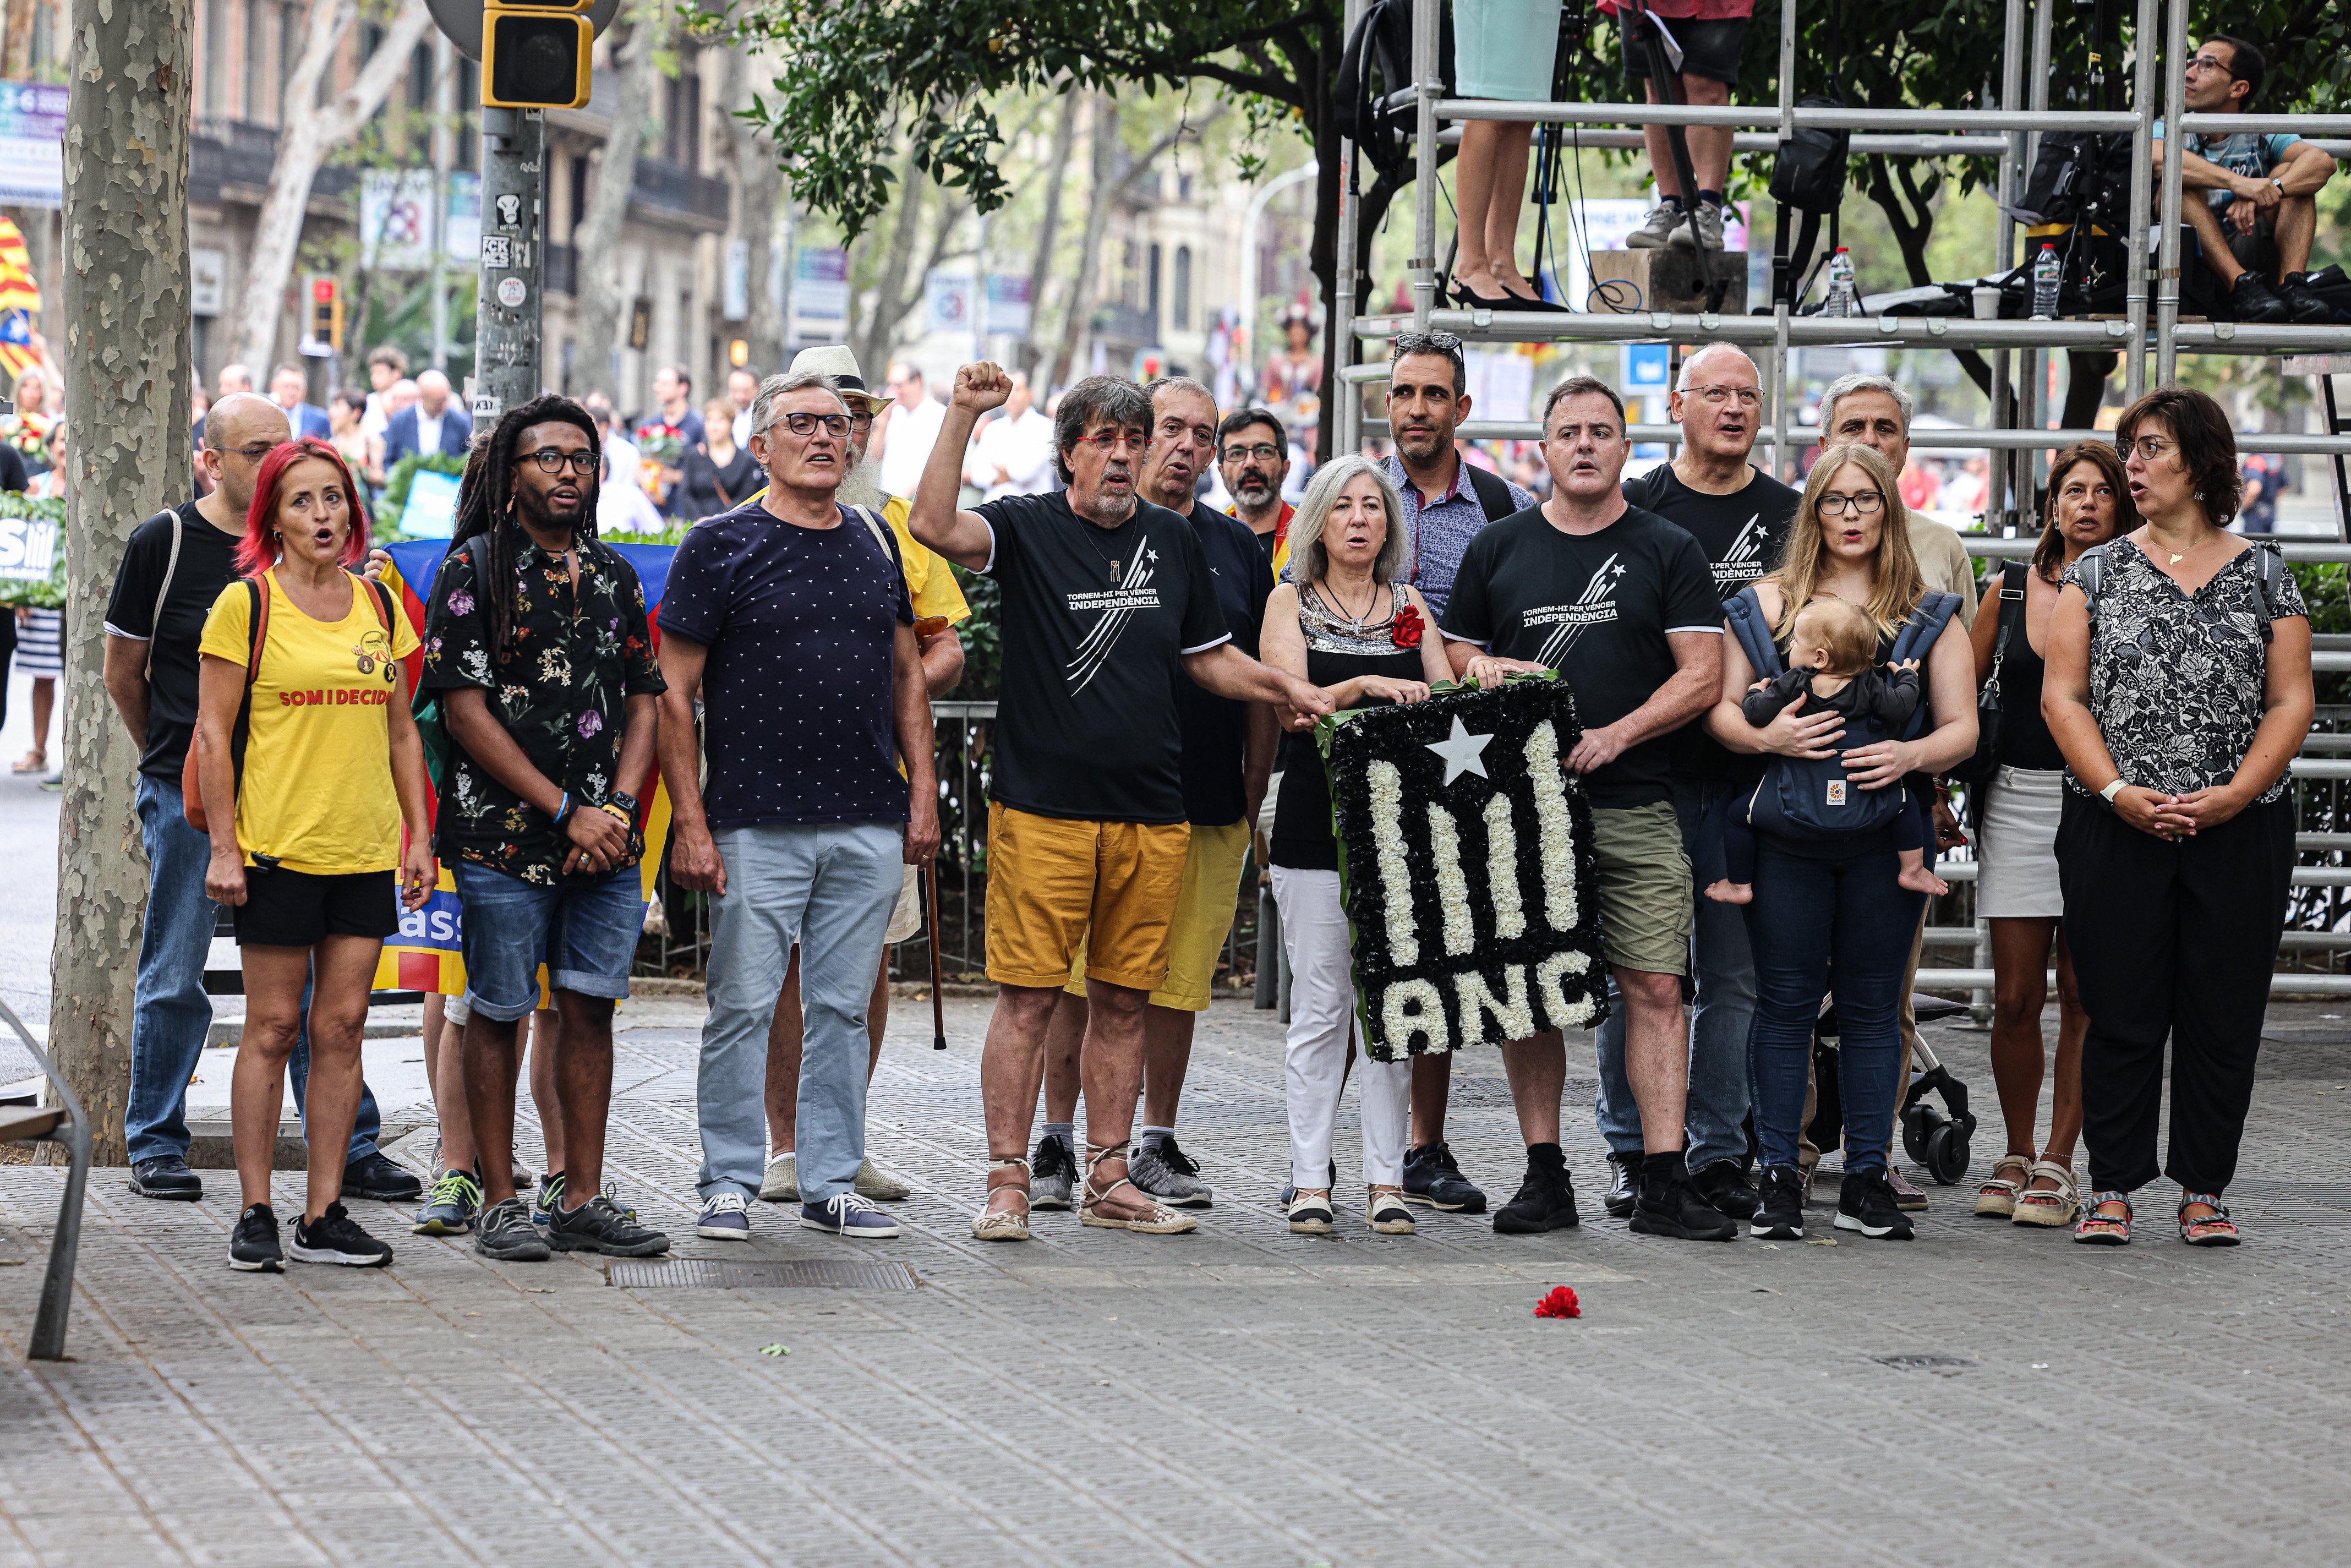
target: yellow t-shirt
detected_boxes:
[882,494,971,628]
[198,570,423,875]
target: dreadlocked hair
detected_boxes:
[448,394,603,666]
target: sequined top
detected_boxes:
[1273,581,1428,871]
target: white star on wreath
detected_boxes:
[1424,716,1495,785]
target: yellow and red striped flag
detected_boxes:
[0,217,40,384]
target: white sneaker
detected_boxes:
[1625,201,1685,249]
[759,1152,799,1204]
[1668,201,1725,252]
[854,1157,912,1201]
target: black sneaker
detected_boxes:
[340,1149,424,1203]
[1030,1134,1077,1211]
[1601,1150,1643,1219]
[544,1192,673,1257]
[2278,272,2337,324]
[228,1203,283,1271]
[1492,1148,1579,1234]
[1690,1159,1761,1221]
[2229,271,2292,324]
[1835,1167,1916,1241]
[1751,1166,1805,1239]
[1403,1141,1488,1214]
[1630,1162,1738,1242]
[474,1195,553,1261]
[288,1201,393,1267]
[129,1154,204,1201]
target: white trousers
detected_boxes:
[1271,866,1412,1188]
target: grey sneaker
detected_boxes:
[759,1152,799,1204]
[544,1192,671,1256]
[1129,1137,1213,1209]
[1667,201,1726,252]
[532,1170,565,1227]
[1031,1133,1076,1210]
[412,1167,482,1236]
[473,1196,552,1261]
[854,1157,911,1201]
[1625,200,1685,249]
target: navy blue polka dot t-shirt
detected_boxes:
[658,500,914,829]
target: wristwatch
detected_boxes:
[2271,176,2286,196]
[2098,778,2127,803]
[610,791,639,815]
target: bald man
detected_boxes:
[103,393,417,1208]
[385,368,474,467]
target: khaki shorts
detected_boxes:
[983,805,1191,991]
[1593,800,1692,977]
[1063,818,1253,1012]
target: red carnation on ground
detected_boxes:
[1533,1286,1580,1319]
[1391,603,1425,649]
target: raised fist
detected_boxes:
[953,362,1013,414]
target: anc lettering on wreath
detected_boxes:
[1319,674,1608,1060]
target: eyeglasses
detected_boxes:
[2122,434,2175,461]
[1079,429,1150,455]
[1392,331,1464,358]
[2186,53,2234,75]
[764,411,854,439]
[1684,385,1762,407]
[1818,492,1885,516]
[207,441,277,461]
[524,448,599,475]
[1222,442,1283,463]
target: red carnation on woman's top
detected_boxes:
[1391,602,1425,649]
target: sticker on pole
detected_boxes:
[482,235,512,269]
[496,277,528,308]
[471,394,502,421]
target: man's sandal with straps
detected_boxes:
[2178,1191,2241,1247]
[2074,1191,2133,1245]
[2011,1159,2081,1228]
[1976,1152,2032,1218]
[1079,1140,1198,1234]
[970,1157,1031,1242]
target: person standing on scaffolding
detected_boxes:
[1609,0,1747,254]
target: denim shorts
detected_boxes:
[453,861,644,1021]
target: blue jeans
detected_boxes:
[1739,828,1924,1174]
[697,822,902,1205]
[453,860,643,1022]
[1593,777,1756,1170]
[124,773,381,1165]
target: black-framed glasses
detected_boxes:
[1392,331,1464,358]
[1818,492,1886,516]
[2186,52,2234,75]
[1222,442,1283,463]
[524,448,598,475]
[767,411,854,439]
[2122,434,2176,461]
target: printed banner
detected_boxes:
[0,83,64,208]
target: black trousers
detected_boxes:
[2057,790,2293,1197]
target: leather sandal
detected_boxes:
[2011,1159,2081,1228]
[2177,1190,2241,1247]
[2074,1190,2132,1245]
[1079,1140,1197,1234]
[1976,1152,2032,1218]
[969,1156,1031,1242]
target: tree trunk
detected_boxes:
[225,0,432,373]
[1020,90,1079,379]
[1050,95,1118,390]
[852,148,926,373]
[569,12,665,396]
[57,0,195,1163]
[728,54,785,376]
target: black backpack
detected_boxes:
[1769,94,1851,215]
[1333,0,1451,180]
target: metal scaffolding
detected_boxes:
[1330,0,2351,537]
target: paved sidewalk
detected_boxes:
[6,995,2351,1566]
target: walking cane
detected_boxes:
[926,857,947,1050]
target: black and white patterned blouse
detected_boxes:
[2063,537,2306,802]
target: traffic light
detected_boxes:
[309,276,343,352]
[481,2,592,110]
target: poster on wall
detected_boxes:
[0,83,64,209]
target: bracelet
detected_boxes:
[552,791,573,824]
[598,801,633,824]
[2098,778,2126,804]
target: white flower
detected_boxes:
[1535,950,1593,1028]
[1524,720,1579,932]
[1484,795,1525,939]
[1426,802,1474,956]
[1380,978,1450,1057]
[1455,967,1534,1043]
[1368,760,1417,965]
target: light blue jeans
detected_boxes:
[696,821,902,1206]
[124,773,381,1165]
[1593,777,1755,1171]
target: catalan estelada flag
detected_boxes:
[0,218,40,385]
[368,538,679,998]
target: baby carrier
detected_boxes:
[1722,586,1962,840]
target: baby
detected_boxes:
[1705,597,1949,904]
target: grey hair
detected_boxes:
[1818,372,1914,433]
[1287,455,1407,587]
[1143,374,1216,412]
[1675,342,1759,392]
[750,370,849,438]
[1051,375,1152,485]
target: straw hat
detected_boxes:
[788,345,887,413]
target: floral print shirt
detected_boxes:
[2063,537,2306,804]
[420,532,666,883]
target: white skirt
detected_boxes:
[1976,765,2065,919]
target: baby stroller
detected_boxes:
[1806,994,1978,1184]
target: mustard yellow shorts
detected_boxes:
[1063,817,1253,1012]
[984,805,1191,991]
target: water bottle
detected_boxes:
[2030,242,2062,321]
[1823,248,1857,318]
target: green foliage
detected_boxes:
[375,452,471,543]
[0,493,68,609]
[2294,562,2351,704]
[950,564,1002,701]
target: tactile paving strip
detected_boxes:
[605,1257,919,1291]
